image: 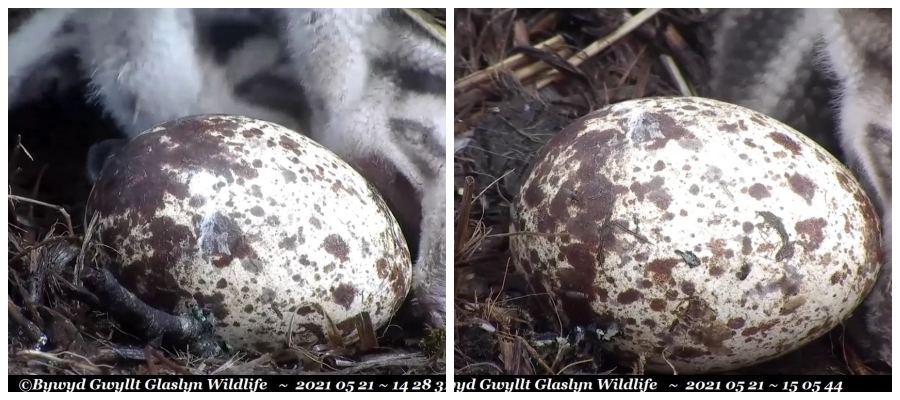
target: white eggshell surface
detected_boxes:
[86,115,412,352]
[510,97,882,373]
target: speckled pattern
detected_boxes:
[86,115,412,352]
[510,97,882,374]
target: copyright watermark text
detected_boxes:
[18,378,204,392]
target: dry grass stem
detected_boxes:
[456,35,565,91]
[535,8,663,89]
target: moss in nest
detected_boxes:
[420,325,446,359]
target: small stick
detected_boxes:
[458,218,488,262]
[557,358,594,375]
[517,335,555,374]
[662,24,704,94]
[92,346,149,363]
[16,350,106,374]
[472,169,514,202]
[512,19,529,47]
[661,347,679,375]
[660,55,692,96]
[455,361,504,374]
[843,342,874,375]
[455,177,476,257]
[8,297,44,343]
[74,212,100,286]
[455,40,572,136]
[216,353,273,375]
[614,45,649,87]
[839,328,875,375]
[455,35,565,91]
[535,8,663,90]
[528,12,559,34]
[10,135,34,168]
[456,44,573,122]
[8,195,75,237]
[401,8,445,44]
[28,165,48,219]
[324,355,430,375]
[485,231,566,239]
[7,236,79,265]
[515,47,575,85]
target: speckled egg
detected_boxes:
[509,97,882,374]
[85,115,412,352]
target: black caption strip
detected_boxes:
[10,375,445,392]
[454,375,890,392]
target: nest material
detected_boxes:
[8,8,446,376]
[453,8,879,376]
